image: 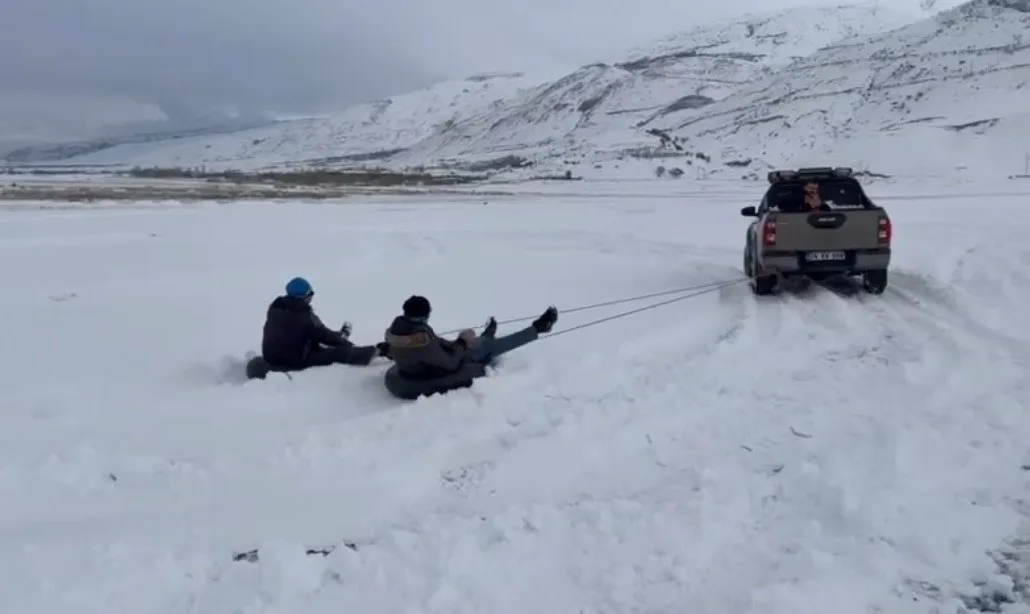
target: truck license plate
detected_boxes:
[806,251,846,261]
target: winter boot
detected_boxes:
[531,306,558,334]
[482,317,497,339]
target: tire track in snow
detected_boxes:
[166,278,752,555]
[593,272,1030,611]
[356,221,1030,609]
[191,259,1027,611]
[181,281,763,612]
[866,279,1030,608]
[221,286,777,612]
[194,273,1028,612]
[431,279,902,520]
[290,279,951,612]
[429,281,753,497]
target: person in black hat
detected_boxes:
[383,295,557,380]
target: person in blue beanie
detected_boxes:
[258,276,391,374]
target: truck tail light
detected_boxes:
[878,214,891,246]
[762,218,777,246]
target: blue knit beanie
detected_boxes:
[285,277,313,297]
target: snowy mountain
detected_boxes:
[31,72,553,169]
[43,3,920,172]
[29,1,1030,179]
[386,3,923,171]
[640,0,1030,177]
[0,93,284,162]
[3,117,277,164]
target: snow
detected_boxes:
[3,179,1030,612]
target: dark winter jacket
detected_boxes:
[383,316,468,379]
[261,296,347,367]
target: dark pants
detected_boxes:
[267,342,377,372]
[465,326,538,364]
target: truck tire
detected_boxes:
[746,246,777,295]
[751,274,777,296]
[862,269,888,295]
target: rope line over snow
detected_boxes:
[538,278,745,340]
[439,278,746,337]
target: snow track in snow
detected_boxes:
[1,186,1029,613]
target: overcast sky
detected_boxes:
[1,0,940,122]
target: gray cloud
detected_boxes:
[0,0,937,123]
[1,0,435,119]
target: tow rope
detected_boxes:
[439,277,747,339]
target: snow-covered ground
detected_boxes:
[2,181,1030,613]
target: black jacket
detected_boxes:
[261,296,347,367]
[383,316,468,379]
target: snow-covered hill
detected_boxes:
[3,118,277,164]
[387,3,923,170]
[640,0,1030,178]
[42,72,553,169]
[34,0,1030,179]
[48,3,922,173]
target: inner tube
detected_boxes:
[245,356,272,380]
[383,362,488,400]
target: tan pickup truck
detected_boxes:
[741,167,892,296]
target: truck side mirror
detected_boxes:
[740,206,757,217]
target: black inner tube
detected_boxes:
[383,362,488,400]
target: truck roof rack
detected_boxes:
[767,167,854,184]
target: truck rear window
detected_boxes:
[767,180,870,211]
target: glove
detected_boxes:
[340,321,352,338]
[376,342,393,359]
[458,329,478,347]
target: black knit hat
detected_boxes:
[402,295,431,318]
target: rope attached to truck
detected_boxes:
[438,277,747,340]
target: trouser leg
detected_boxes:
[465,326,539,363]
[304,343,376,367]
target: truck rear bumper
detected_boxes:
[758,247,891,275]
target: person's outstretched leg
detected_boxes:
[467,306,558,363]
[304,343,379,367]
[469,327,537,362]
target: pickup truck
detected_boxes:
[741,167,892,296]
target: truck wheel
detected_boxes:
[862,269,888,295]
[747,247,776,295]
[751,272,777,295]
